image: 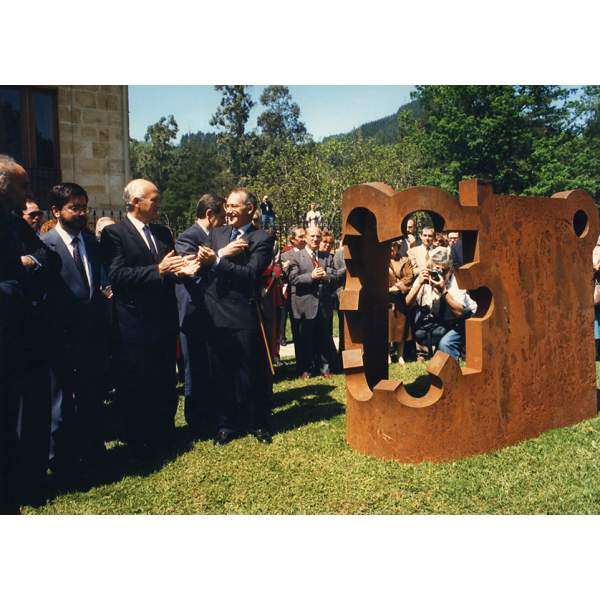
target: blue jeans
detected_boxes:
[438,328,463,360]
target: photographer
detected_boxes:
[406,249,477,362]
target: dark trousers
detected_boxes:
[208,326,272,433]
[180,330,214,431]
[1,375,21,513]
[17,359,51,497]
[279,298,290,342]
[296,304,335,375]
[116,336,177,445]
[0,286,24,512]
[49,358,105,473]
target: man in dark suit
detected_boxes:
[42,183,109,481]
[0,155,31,513]
[197,187,275,445]
[448,231,464,267]
[175,193,225,434]
[288,226,340,379]
[101,179,196,453]
[0,155,59,510]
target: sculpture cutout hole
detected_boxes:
[468,286,493,319]
[573,210,589,238]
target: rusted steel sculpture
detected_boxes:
[341,179,598,462]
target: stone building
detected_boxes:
[0,85,130,218]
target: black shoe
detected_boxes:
[273,357,284,368]
[214,429,236,446]
[280,338,288,346]
[251,429,272,444]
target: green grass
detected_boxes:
[23,361,600,515]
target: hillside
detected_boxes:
[323,99,421,145]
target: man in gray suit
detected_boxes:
[288,226,340,379]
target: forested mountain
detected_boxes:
[323,99,422,144]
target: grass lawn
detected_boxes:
[23,361,600,515]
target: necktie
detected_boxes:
[425,247,430,262]
[230,227,239,242]
[71,237,90,296]
[143,225,159,262]
[310,250,319,268]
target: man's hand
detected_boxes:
[218,239,248,258]
[158,250,186,277]
[101,285,113,300]
[20,255,36,270]
[416,269,429,287]
[175,255,201,277]
[311,266,327,280]
[197,246,217,266]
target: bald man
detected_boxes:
[100,179,193,454]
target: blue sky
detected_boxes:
[128,86,415,142]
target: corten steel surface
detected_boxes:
[341,179,599,463]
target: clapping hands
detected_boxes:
[175,255,201,277]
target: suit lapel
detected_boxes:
[47,229,88,296]
[123,216,156,263]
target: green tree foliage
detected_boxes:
[247,137,423,237]
[130,116,233,232]
[399,85,600,200]
[209,85,256,179]
[257,85,308,143]
[130,86,600,237]
[130,115,179,193]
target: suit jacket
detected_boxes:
[175,223,209,336]
[288,248,339,320]
[451,239,464,267]
[42,227,108,356]
[203,225,274,330]
[0,213,28,381]
[100,217,179,344]
[407,244,450,275]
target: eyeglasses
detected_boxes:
[25,210,43,218]
[65,205,89,214]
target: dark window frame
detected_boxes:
[0,85,62,206]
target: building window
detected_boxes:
[0,86,61,207]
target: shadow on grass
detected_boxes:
[43,426,195,504]
[271,383,344,435]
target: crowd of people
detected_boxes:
[0,152,482,514]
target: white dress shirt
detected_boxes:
[54,221,93,291]
[127,213,158,254]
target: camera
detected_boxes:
[429,269,442,283]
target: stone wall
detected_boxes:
[57,85,130,211]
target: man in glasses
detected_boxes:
[22,197,44,235]
[42,183,110,482]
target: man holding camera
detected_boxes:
[406,248,477,362]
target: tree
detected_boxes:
[209,85,256,179]
[257,85,308,143]
[398,85,577,195]
[130,115,179,193]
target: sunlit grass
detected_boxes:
[23,361,600,515]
